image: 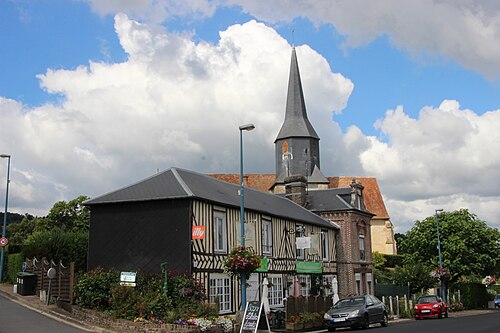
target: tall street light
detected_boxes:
[0,154,11,282]
[239,123,255,311]
[435,209,445,301]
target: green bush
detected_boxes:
[22,229,88,271]
[451,282,489,309]
[6,253,24,283]
[110,273,173,321]
[383,254,403,268]
[75,268,119,310]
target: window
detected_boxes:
[321,230,329,261]
[359,235,365,261]
[322,275,336,296]
[298,275,311,296]
[262,219,273,255]
[214,211,227,253]
[209,274,231,313]
[296,226,305,260]
[366,273,373,295]
[355,273,361,295]
[267,275,284,307]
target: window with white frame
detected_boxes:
[321,230,329,261]
[267,274,284,307]
[355,273,361,295]
[359,235,365,261]
[214,210,227,253]
[322,275,335,296]
[209,274,231,313]
[298,275,311,296]
[366,273,372,295]
[262,219,273,255]
[296,226,305,260]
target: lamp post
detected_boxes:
[239,124,255,311]
[435,209,445,301]
[0,154,11,282]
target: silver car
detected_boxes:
[324,295,388,331]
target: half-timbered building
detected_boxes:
[85,167,339,313]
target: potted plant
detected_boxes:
[223,246,261,279]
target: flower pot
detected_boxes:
[285,321,304,331]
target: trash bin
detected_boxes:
[16,272,37,296]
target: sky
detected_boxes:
[1,0,499,233]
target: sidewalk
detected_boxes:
[0,283,116,333]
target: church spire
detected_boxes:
[275,47,319,141]
[273,47,328,189]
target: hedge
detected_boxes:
[451,282,489,309]
[6,253,24,284]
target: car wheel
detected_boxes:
[362,314,370,329]
[438,310,443,319]
[381,312,388,327]
[327,328,336,332]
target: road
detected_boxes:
[328,312,500,333]
[0,294,87,333]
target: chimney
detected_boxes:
[284,175,307,207]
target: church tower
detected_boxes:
[273,47,329,192]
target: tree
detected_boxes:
[38,196,90,232]
[400,209,500,280]
[393,261,435,294]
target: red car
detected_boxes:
[414,295,448,319]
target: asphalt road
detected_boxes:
[329,312,500,333]
[0,294,87,333]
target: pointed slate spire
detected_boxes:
[275,47,319,141]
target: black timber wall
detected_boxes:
[87,199,191,274]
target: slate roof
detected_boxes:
[85,167,338,229]
[275,47,319,141]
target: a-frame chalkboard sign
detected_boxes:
[240,301,270,333]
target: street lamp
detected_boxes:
[0,154,11,282]
[435,209,445,301]
[239,123,255,311]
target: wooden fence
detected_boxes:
[285,295,334,320]
[25,257,75,304]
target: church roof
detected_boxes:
[328,177,390,219]
[209,173,390,219]
[85,168,338,229]
[275,47,319,141]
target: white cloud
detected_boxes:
[88,0,500,79]
[229,0,500,79]
[0,16,352,217]
[357,100,500,231]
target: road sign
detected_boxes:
[0,237,8,247]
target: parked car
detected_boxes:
[494,294,500,308]
[414,295,448,319]
[324,295,388,332]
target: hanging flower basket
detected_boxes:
[223,246,261,279]
[430,267,451,281]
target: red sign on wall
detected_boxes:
[192,226,205,240]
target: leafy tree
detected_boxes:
[37,196,90,232]
[6,215,37,247]
[393,261,435,294]
[399,209,500,280]
[394,233,406,254]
